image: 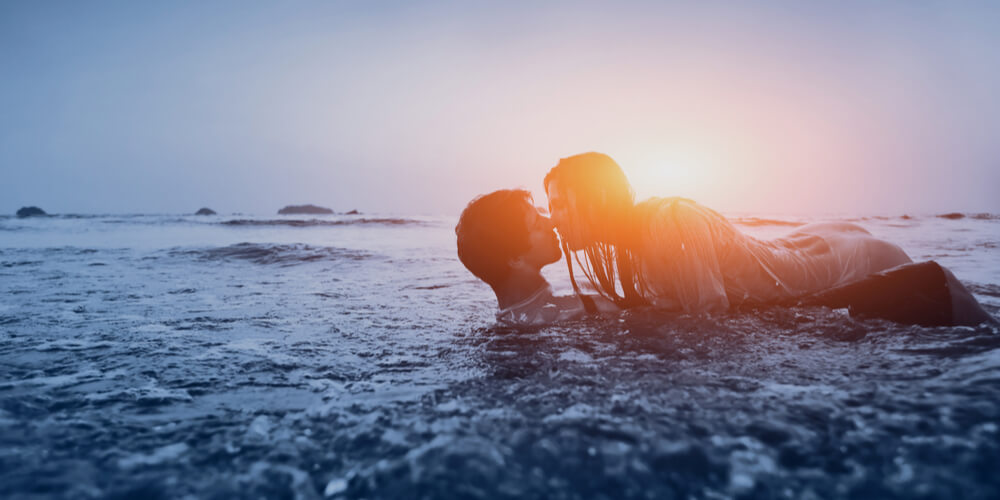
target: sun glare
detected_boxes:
[621,148,720,202]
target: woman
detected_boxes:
[544,152,914,313]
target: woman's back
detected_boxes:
[634,198,911,312]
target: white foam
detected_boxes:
[324,477,348,496]
[14,368,102,388]
[117,442,189,469]
[558,348,594,363]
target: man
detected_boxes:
[455,189,617,325]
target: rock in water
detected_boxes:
[345,209,360,215]
[277,204,334,215]
[195,208,217,215]
[16,206,47,217]
[936,212,965,220]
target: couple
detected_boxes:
[456,152,996,327]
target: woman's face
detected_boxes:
[546,179,591,251]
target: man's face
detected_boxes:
[517,202,562,269]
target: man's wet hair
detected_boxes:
[455,189,533,290]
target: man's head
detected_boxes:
[456,189,561,290]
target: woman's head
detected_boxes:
[544,152,635,250]
[543,153,647,307]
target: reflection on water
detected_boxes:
[0,214,998,498]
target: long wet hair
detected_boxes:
[544,152,648,308]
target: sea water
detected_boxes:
[1,212,998,499]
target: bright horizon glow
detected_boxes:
[2,1,999,216]
[622,149,720,202]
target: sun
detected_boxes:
[619,147,719,201]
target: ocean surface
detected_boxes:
[1,211,999,499]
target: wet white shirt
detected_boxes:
[635,197,911,313]
[496,285,610,326]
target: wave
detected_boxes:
[170,243,371,265]
[219,218,424,228]
[730,217,804,227]
[967,283,1000,299]
[101,217,194,225]
[732,213,1000,226]
[841,215,920,222]
[936,213,1000,221]
[2,214,181,220]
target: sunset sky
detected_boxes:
[3,1,999,215]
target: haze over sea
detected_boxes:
[1,211,998,498]
[4,1,1000,216]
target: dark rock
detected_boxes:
[277,204,334,215]
[970,213,1000,220]
[194,208,217,216]
[16,206,47,217]
[345,209,360,215]
[936,212,965,220]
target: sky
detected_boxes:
[2,1,999,215]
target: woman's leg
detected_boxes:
[800,261,997,326]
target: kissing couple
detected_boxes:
[456,153,996,327]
